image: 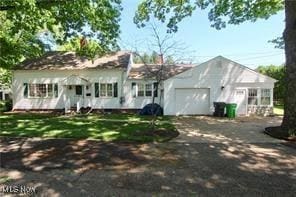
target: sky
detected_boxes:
[119,0,285,69]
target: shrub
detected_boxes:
[0,99,12,112]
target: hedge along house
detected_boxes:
[12,51,276,116]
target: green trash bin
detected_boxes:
[226,103,237,118]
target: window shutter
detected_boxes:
[131,82,136,98]
[23,83,28,98]
[153,82,158,97]
[95,83,100,97]
[54,84,58,98]
[113,82,118,97]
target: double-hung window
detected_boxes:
[137,84,145,97]
[100,83,113,97]
[261,89,271,105]
[132,82,158,97]
[145,84,152,96]
[248,89,258,105]
[27,84,57,98]
[29,84,46,98]
[95,82,118,98]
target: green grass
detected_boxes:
[0,113,176,142]
[273,105,284,116]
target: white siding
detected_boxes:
[12,69,161,110]
[164,56,275,115]
[121,79,162,109]
[12,69,123,110]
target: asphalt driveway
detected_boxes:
[0,116,295,196]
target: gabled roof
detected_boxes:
[165,55,277,83]
[128,63,193,80]
[214,56,277,82]
[15,51,131,70]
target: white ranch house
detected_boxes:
[12,51,276,116]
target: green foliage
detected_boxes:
[133,51,175,64]
[0,99,12,112]
[257,65,285,102]
[0,68,12,86]
[133,52,158,64]
[0,0,122,69]
[273,105,284,115]
[59,37,111,60]
[134,0,284,32]
[269,36,284,49]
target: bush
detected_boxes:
[0,99,12,112]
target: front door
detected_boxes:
[234,89,247,115]
[70,85,84,107]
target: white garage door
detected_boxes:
[175,88,210,115]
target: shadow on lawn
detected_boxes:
[0,114,176,142]
[0,136,295,196]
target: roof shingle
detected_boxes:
[16,51,131,70]
[128,64,193,80]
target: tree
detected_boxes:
[0,68,11,87]
[256,65,285,103]
[133,24,190,130]
[133,51,176,64]
[0,0,122,69]
[59,37,108,60]
[134,0,296,135]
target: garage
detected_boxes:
[175,88,210,115]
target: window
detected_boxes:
[28,84,55,98]
[134,82,155,97]
[75,85,83,95]
[137,84,145,97]
[100,83,113,97]
[95,83,117,98]
[29,84,46,97]
[107,84,113,97]
[261,89,271,105]
[100,84,107,97]
[145,84,152,96]
[248,89,258,105]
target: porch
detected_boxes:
[61,75,92,113]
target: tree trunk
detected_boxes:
[282,1,296,134]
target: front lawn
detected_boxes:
[273,105,284,116]
[0,113,177,142]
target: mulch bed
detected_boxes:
[265,126,296,142]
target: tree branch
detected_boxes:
[0,0,71,11]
